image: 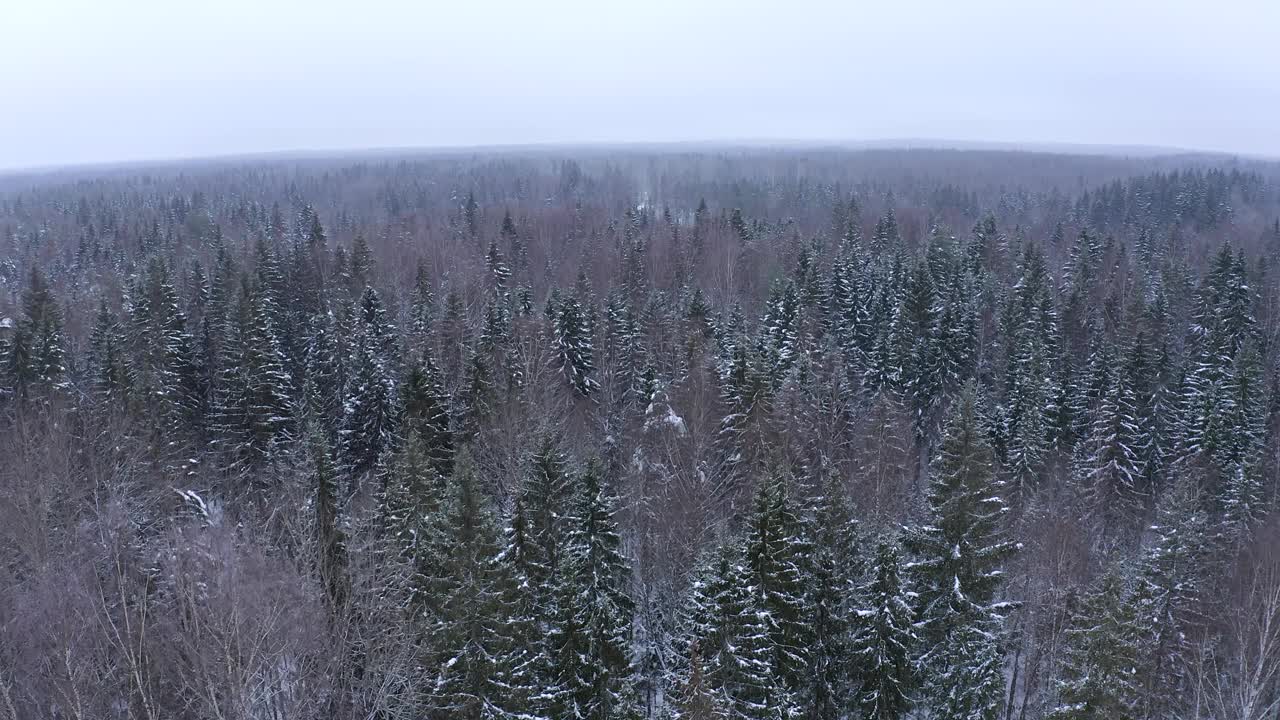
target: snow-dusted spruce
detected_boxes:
[1047,566,1142,720]
[546,459,641,720]
[555,289,600,397]
[908,385,1019,720]
[340,287,399,481]
[850,536,918,720]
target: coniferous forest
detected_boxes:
[3,147,1280,720]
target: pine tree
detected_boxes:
[850,537,918,720]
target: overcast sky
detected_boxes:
[2,0,1277,170]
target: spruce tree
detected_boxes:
[899,261,942,442]
[311,424,348,613]
[910,386,1018,623]
[420,447,512,719]
[1003,244,1056,485]
[670,643,729,720]
[303,308,344,433]
[1131,476,1211,720]
[1047,568,1141,720]
[555,291,599,396]
[677,541,798,720]
[86,299,128,403]
[803,474,860,719]
[11,266,67,396]
[493,499,555,719]
[908,386,1017,720]
[400,351,454,478]
[744,470,812,696]
[234,282,294,467]
[546,459,639,720]
[850,537,918,720]
[340,289,399,482]
[523,434,569,594]
[128,258,202,441]
[1077,362,1145,537]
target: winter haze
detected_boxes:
[3,0,1279,170]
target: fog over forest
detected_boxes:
[4,0,1280,169]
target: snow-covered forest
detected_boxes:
[2,147,1280,720]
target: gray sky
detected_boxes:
[3,0,1278,170]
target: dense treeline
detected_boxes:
[2,147,1280,720]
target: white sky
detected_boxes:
[2,0,1278,169]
